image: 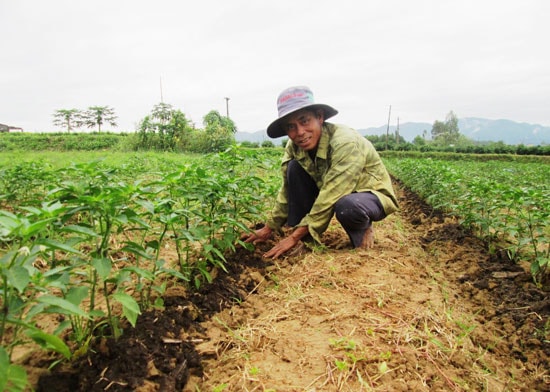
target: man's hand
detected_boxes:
[263,226,309,259]
[263,236,300,259]
[241,225,273,244]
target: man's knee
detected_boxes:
[334,193,386,226]
[335,194,367,227]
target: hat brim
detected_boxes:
[267,104,338,138]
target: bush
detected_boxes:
[261,140,274,148]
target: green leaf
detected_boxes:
[0,347,9,392]
[0,215,20,238]
[145,240,160,251]
[36,295,89,318]
[114,212,129,225]
[334,359,348,371]
[6,365,27,392]
[26,329,71,359]
[21,219,53,237]
[135,199,155,214]
[42,265,74,278]
[92,258,112,280]
[64,286,89,306]
[530,261,540,276]
[160,266,188,281]
[121,242,153,259]
[113,292,141,327]
[37,238,84,256]
[6,266,30,293]
[121,266,154,281]
[60,224,100,237]
[127,215,151,229]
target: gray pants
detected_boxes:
[287,160,386,247]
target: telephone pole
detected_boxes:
[396,117,400,146]
[224,97,230,118]
[385,105,391,150]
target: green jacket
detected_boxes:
[267,123,399,243]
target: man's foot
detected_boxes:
[359,226,375,249]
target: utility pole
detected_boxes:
[385,105,391,150]
[396,117,400,145]
[160,76,164,103]
[224,97,230,118]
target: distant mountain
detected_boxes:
[236,118,550,145]
[458,118,550,145]
[235,129,270,144]
[359,118,550,145]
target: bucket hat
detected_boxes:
[267,86,338,138]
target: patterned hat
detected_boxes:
[267,86,338,138]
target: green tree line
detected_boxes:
[3,108,548,155]
[48,102,237,154]
[367,111,550,156]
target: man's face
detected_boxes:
[283,109,324,151]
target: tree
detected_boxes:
[80,106,118,132]
[167,109,192,150]
[148,102,174,149]
[52,109,80,133]
[431,120,446,141]
[412,135,426,146]
[136,103,192,151]
[151,102,173,124]
[189,110,236,153]
[202,110,237,133]
[261,140,274,148]
[431,111,460,145]
[201,110,237,152]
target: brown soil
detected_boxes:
[22,182,549,391]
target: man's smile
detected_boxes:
[297,135,313,146]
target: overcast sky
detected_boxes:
[1,0,549,133]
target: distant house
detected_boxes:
[0,123,23,132]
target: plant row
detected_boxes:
[0,147,280,391]
[384,157,550,286]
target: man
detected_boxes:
[242,86,398,258]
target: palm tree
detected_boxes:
[52,109,80,132]
[81,106,118,132]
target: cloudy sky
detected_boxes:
[1,0,549,133]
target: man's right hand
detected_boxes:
[241,225,273,245]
